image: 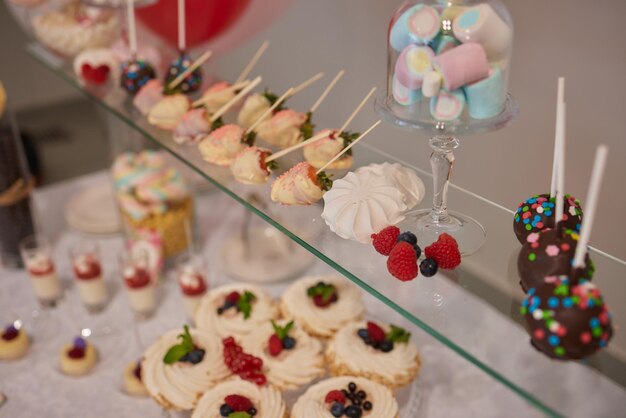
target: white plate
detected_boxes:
[65,181,121,235]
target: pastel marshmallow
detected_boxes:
[433,34,460,55]
[452,4,512,59]
[432,43,489,91]
[394,45,434,89]
[430,89,466,121]
[392,75,422,106]
[464,66,506,119]
[440,5,467,35]
[422,71,442,98]
[389,4,441,51]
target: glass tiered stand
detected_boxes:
[376,0,517,255]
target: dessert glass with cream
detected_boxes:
[20,234,62,308]
[175,254,208,320]
[119,250,156,320]
[69,241,108,313]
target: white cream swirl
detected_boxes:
[195,284,279,339]
[141,328,231,411]
[238,93,272,129]
[281,275,365,338]
[327,322,420,387]
[291,376,398,418]
[241,319,325,390]
[192,377,286,418]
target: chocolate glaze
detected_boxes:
[120,59,156,95]
[517,226,593,293]
[521,277,612,360]
[513,193,583,244]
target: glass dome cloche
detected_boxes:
[375,0,518,254]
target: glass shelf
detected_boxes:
[27,43,626,417]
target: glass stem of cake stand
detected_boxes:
[429,135,459,225]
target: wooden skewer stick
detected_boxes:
[235,40,270,84]
[338,87,376,133]
[265,130,331,163]
[291,72,324,96]
[245,87,294,135]
[191,79,250,107]
[309,70,344,113]
[316,120,381,175]
[168,50,212,90]
[210,76,262,123]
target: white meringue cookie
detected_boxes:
[322,171,407,243]
[356,162,425,210]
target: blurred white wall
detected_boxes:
[1,0,625,258]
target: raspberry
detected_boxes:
[325,389,346,404]
[424,233,461,269]
[268,334,283,357]
[371,226,400,256]
[387,242,418,281]
[225,291,241,304]
[366,321,386,343]
[224,394,253,412]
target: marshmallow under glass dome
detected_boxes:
[375,0,517,254]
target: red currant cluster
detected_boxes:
[222,337,266,385]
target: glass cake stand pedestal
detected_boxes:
[375,94,518,255]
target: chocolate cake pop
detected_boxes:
[513,193,583,244]
[517,226,593,293]
[164,52,203,94]
[521,276,612,360]
[120,59,156,95]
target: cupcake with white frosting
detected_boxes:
[241,319,325,391]
[192,377,287,418]
[326,321,420,388]
[194,284,279,339]
[141,326,231,410]
[291,376,399,418]
[280,275,365,339]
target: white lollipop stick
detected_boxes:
[291,73,324,95]
[339,87,377,133]
[210,76,262,123]
[178,0,186,51]
[309,70,345,113]
[550,77,565,197]
[245,87,294,135]
[191,79,250,107]
[236,41,270,84]
[572,145,608,269]
[316,120,381,174]
[554,103,566,224]
[126,0,137,56]
[265,130,332,163]
[168,50,212,90]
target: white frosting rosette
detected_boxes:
[291,376,399,418]
[238,93,272,129]
[148,94,190,130]
[241,319,325,390]
[326,322,421,388]
[256,109,307,149]
[192,377,287,418]
[355,162,425,210]
[141,328,231,411]
[230,146,272,185]
[322,170,407,243]
[280,275,365,339]
[194,284,279,339]
[197,124,246,167]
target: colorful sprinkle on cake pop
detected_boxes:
[164,52,202,94]
[513,193,583,244]
[120,59,156,95]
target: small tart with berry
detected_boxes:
[59,337,98,376]
[280,275,365,339]
[326,322,420,388]
[123,360,148,397]
[192,377,287,418]
[142,326,231,410]
[291,376,399,418]
[0,323,30,360]
[194,284,279,339]
[241,319,325,391]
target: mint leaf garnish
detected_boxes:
[387,325,411,343]
[237,291,256,320]
[163,325,194,364]
[271,320,294,340]
[229,412,251,418]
